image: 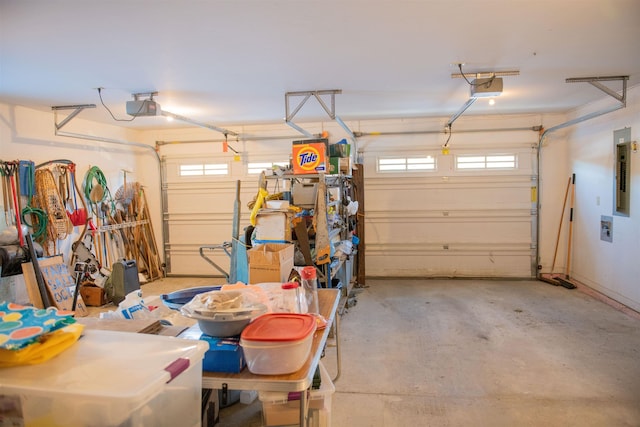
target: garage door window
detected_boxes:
[377,156,436,172]
[179,163,229,176]
[456,154,516,170]
[248,161,289,175]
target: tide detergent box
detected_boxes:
[292,140,327,174]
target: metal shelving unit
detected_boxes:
[264,173,356,292]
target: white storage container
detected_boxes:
[260,361,335,426]
[240,313,316,375]
[0,329,207,427]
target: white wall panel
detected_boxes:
[564,86,640,311]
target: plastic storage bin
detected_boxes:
[260,361,335,426]
[240,313,316,375]
[0,329,207,427]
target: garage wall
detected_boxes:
[0,103,157,265]
[0,103,571,283]
[563,85,640,311]
[6,95,640,311]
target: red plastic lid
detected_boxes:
[281,282,299,290]
[241,313,316,342]
[300,266,316,280]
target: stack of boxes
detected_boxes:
[328,140,351,174]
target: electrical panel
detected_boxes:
[614,128,631,216]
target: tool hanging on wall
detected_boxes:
[1,161,26,246]
[33,168,73,253]
[19,161,48,241]
[58,164,88,228]
[1,162,16,228]
[83,165,116,268]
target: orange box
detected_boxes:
[292,142,327,174]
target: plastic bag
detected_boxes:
[181,286,268,318]
[99,290,153,320]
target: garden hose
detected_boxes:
[83,165,115,215]
[83,166,109,203]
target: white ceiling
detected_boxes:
[1,0,639,132]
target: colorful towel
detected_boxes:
[0,302,76,351]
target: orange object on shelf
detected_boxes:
[292,142,327,174]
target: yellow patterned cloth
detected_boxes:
[0,323,84,367]
[0,302,83,367]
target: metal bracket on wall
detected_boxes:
[285,90,356,143]
[566,75,629,106]
[51,104,96,131]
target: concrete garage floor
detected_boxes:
[109,277,640,426]
[323,279,640,427]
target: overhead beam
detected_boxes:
[161,110,239,137]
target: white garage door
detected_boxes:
[160,145,291,276]
[159,132,537,279]
[362,140,537,278]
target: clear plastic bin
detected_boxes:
[259,361,335,426]
[240,313,316,375]
[0,329,207,427]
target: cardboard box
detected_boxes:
[329,157,352,174]
[292,181,318,208]
[248,243,295,284]
[255,210,292,242]
[80,283,106,306]
[260,362,334,426]
[22,255,88,316]
[292,142,327,174]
